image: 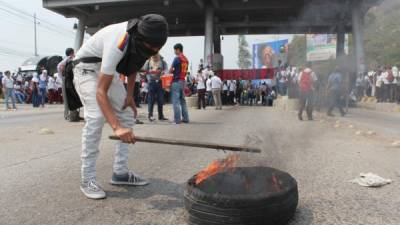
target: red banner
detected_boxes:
[216,68,275,81]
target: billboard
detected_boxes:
[306,34,348,61]
[252,39,289,69]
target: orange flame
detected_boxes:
[195,154,239,185]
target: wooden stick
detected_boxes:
[109,136,261,153]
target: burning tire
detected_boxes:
[184,167,298,225]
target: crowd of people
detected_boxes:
[1,12,396,200]
[356,66,400,103]
[0,69,63,110]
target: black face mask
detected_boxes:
[117,14,167,75]
[134,36,159,59]
[116,34,158,75]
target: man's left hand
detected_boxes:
[122,96,138,118]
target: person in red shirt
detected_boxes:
[297,63,318,121]
[169,43,189,124]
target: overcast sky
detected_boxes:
[0,0,292,72]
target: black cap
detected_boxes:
[136,14,169,47]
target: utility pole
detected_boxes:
[34,13,38,56]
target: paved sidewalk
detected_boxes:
[0,105,399,225]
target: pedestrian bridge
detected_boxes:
[43,0,382,73]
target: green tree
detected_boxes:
[237,35,252,69]
[287,35,307,67]
[364,1,400,68]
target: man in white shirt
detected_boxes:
[228,80,236,105]
[196,69,207,109]
[393,66,400,103]
[47,75,56,104]
[54,73,63,103]
[73,14,168,199]
[210,75,222,110]
[222,80,229,105]
[2,71,16,110]
[202,65,214,78]
[206,74,213,106]
[375,71,384,102]
[381,68,390,102]
[57,48,75,119]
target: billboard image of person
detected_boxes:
[252,39,289,69]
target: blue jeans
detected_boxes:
[206,91,214,106]
[32,90,40,107]
[4,88,16,109]
[15,91,25,103]
[39,88,46,106]
[171,81,189,123]
[147,81,165,119]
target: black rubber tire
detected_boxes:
[184,167,298,225]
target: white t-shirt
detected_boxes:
[381,71,389,84]
[206,79,212,91]
[76,22,128,75]
[55,74,63,89]
[141,82,148,93]
[393,67,399,84]
[2,76,14,88]
[392,67,399,77]
[57,56,73,76]
[223,83,228,91]
[196,73,206,89]
[48,77,56,90]
[210,76,222,89]
[376,75,383,87]
[229,80,236,92]
[14,84,22,91]
[16,74,23,82]
[202,68,214,78]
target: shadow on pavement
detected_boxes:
[289,205,314,225]
[106,178,185,211]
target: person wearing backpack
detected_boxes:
[57,48,76,120]
[297,63,317,120]
[143,53,168,121]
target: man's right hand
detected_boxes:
[114,127,136,144]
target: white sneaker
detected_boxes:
[80,180,106,199]
[110,171,149,186]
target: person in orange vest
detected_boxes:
[297,63,318,121]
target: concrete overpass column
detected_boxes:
[204,3,214,67]
[214,32,221,54]
[336,25,345,58]
[74,18,86,51]
[352,4,365,75]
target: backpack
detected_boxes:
[387,70,394,83]
[144,59,166,72]
[299,70,313,92]
[64,61,83,111]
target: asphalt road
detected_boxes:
[0,104,399,225]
